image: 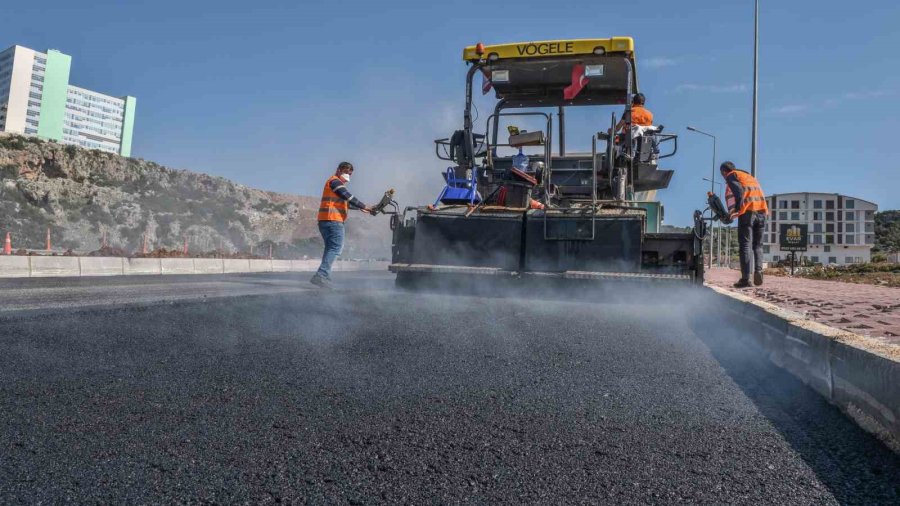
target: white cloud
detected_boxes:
[841,90,890,101]
[641,57,677,69]
[768,104,810,115]
[769,89,892,116]
[674,83,749,93]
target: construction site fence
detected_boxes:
[0,256,389,278]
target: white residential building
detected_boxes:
[763,193,877,265]
[0,44,136,156]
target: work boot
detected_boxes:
[753,271,764,286]
[733,279,752,289]
[309,274,333,289]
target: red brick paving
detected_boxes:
[706,267,900,347]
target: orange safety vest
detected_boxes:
[631,105,653,126]
[723,169,768,216]
[318,175,349,222]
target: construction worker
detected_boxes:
[616,93,653,132]
[720,161,768,288]
[310,162,375,288]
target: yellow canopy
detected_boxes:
[463,37,634,62]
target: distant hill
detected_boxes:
[0,134,389,258]
[874,210,900,254]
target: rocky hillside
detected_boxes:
[0,134,389,258]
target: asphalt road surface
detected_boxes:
[1,272,898,504]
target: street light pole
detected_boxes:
[751,0,759,177]
[688,126,718,269]
[703,178,724,266]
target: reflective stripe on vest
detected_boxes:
[318,175,349,222]
[724,169,768,216]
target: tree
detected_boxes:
[874,210,900,253]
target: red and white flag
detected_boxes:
[481,69,493,95]
[563,63,589,100]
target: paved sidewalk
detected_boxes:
[706,267,900,346]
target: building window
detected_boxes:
[826,200,835,209]
[813,223,823,233]
[791,200,800,209]
[826,212,835,221]
[828,256,837,264]
[845,211,855,221]
[866,210,875,219]
[824,245,831,252]
[825,235,834,245]
[773,255,781,262]
[813,200,822,209]
[812,235,823,244]
[763,245,770,254]
[779,212,788,220]
[846,235,855,244]
[778,201,787,209]
[846,199,855,209]
[846,257,854,264]
[813,212,822,221]
[846,223,855,233]
[811,256,819,263]
[790,212,800,220]
[826,223,835,233]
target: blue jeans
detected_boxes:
[316,221,345,279]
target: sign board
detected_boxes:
[779,224,808,252]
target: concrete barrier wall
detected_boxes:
[0,256,31,277]
[30,256,81,277]
[125,258,161,275]
[193,258,223,274]
[0,256,387,278]
[290,260,320,272]
[249,259,272,273]
[271,260,292,272]
[80,257,125,276]
[706,286,900,451]
[223,259,251,273]
[161,258,195,275]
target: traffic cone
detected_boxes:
[3,232,10,255]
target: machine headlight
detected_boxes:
[491,70,509,83]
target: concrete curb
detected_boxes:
[0,256,389,278]
[708,285,900,452]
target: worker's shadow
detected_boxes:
[687,300,900,503]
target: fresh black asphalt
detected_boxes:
[1,272,898,503]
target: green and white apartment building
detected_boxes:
[0,45,136,156]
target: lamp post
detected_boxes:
[687,126,717,268]
[751,0,759,178]
[703,177,724,266]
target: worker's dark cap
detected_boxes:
[720,161,736,172]
[632,93,645,105]
[337,162,354,171]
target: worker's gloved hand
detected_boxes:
[365,207,378,216]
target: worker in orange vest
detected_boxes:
[615,93,653,132]
[721,161,769,288]
[311,162,375,288]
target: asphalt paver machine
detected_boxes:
[389,38,703,287]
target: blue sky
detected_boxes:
[6,0,900,225]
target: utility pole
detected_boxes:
[751,0,759,177]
